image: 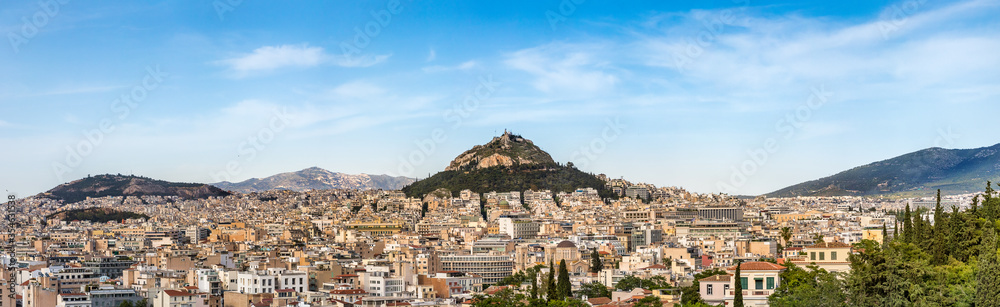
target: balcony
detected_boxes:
[728,289,773,297]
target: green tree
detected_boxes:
[472,288,527,307]
[780,227,793,246]
[136,298,147,307]
[532,271,540,300]
[812,233,824,244]
[632,296,663,307]
[903,204,913,244]
[931,189,949,265]
[558,260,572,299]
[547,261,557,301]
[977,226,1000,307]
[846,240,886,307]
[768,263,846,307]
[577,282,610,299]
[734,260,744,307]
[590,249,604,273]
[119,301,134,307]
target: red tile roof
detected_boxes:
[164,290,197,297]
[728,261,786,271]
[698,274,732,282]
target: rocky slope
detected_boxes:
[403,132,615,199]
[445,131,556,171]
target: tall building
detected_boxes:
[698,207,744,222]
[498,215,539,240]
[440,255,513,285]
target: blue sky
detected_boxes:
[2,0,999,196]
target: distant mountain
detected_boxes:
[403,131,616,198]
[40,174,231,204]
[212,167,415,193]
[767,143,1000,198]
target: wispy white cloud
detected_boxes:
[503,43,619,95]
[426,48,436,62]
[422,60,478,73]
[217,44,390,77]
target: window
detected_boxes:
[810,252,816,260]
[755,278,763,290]
[766,277,775,289]
[707,284,713,295]
[819,252,825,261]
[740,277,748,290]
[831,251,837,260]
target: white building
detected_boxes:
[236,271,276,294]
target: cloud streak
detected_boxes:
[217,44,390,77]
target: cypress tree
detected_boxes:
[882,223,888,246]
[976,227,1000,307]
[734,260,744,307]
[557,260,572,299]
[590,249,604,273]
[547,261,557,301]
[903,204,913,244]
[531,271,539,300]
[931,189,948,265]
[912,208,924,246]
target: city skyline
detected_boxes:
[3,0,1000,196]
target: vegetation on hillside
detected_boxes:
[46,207,150,223]
[42,174,229,204]
[402,163,616,199]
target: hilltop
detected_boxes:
[402,132,615,199]
[39,174,231,204]
[767,143,1000,197]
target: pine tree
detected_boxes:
[734,260,744,307]
[977,227,1000,307]
[903,204,913,244]
[558,260,572,299]
[972,195,979,215]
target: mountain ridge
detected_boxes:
[766,142,1000,197]
[40,174,231,204]
[212,167,415,193]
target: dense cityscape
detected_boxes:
[4,1,1000,307]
